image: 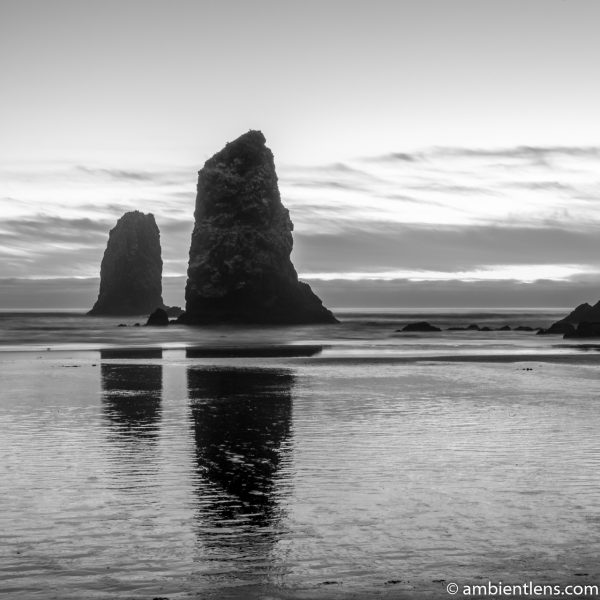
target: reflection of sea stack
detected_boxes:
[188,367,293,527]
[100,353,163,437]
[89,211,164,316]
[180,130,337,324]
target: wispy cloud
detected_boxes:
[75,166,159,181]
[3,147,600,287]
[292,223,600,273]
[301,264,597,283]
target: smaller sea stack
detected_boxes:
[89,211,164,316]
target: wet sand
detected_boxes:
[2,347,600,599]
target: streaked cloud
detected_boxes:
[292,224,600,272]
[302,264,596,283]
[3,145,600,294]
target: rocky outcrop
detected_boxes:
[539,301,600,335]
[537,321,575,336]
[564,321,600,338]
[165,306,184,318]
[179,130,337,324]
[562,302,596,323]
[89,211,164,316]
[146,308,169,326]
[398,321,441,332]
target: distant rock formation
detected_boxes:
[179,130,337,324]
[539,301,600,335]
[562,302,597,323]
[447,324,512,331]
[146,308,169,326]
[398,321,441,332]
[89,211,164,316]
[536,321,575,336]
[165,306,184,318]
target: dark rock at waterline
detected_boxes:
[447,324,510,332]
[564,321,600,339]
[515,326,535,331]
[398,321,441,332]
[542,301,600,335]
[146,308,169,326]
[88,211,164,316]
[537,321,576,336]
[179,130,337,325]
[165,305,184,318]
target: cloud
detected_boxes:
[292,223,600,273]
[75,166,158,181]
[429,146,600,160]
[1,215,110,240]
[504,181,577,192]
[284,179,367,192]
[363,152,419,163]
[360,146,600,165]
[0,276,187,310]
[302,265,595,283]
[0,214,193,278]
[74,165,193,185]
[2,275,598,311]
[403,182,500,196]
[4,146,600,293]
[305,276,600,310]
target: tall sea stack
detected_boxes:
[180,130,337,324]
[88,211,164,316]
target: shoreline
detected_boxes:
[1,343,600,365]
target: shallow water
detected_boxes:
[2,311,600,598]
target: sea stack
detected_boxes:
[180,130,337,324]
[88,211,164,316]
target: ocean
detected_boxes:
[2,308,600,599]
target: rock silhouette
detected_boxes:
[537,321,575,336]
[540,301,600,335]
[180,130,337,324]
[146,308,169,326]
[564,321,600,338]
[398,321,441,332]
[562,302,597,323]
[89,211,164,316]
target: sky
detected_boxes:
[3,0,600,308]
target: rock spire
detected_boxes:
[180,130,337,324]
[89,211,164,316]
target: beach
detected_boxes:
[2,309,600,599]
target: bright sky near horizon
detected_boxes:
[3,0,600,307]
